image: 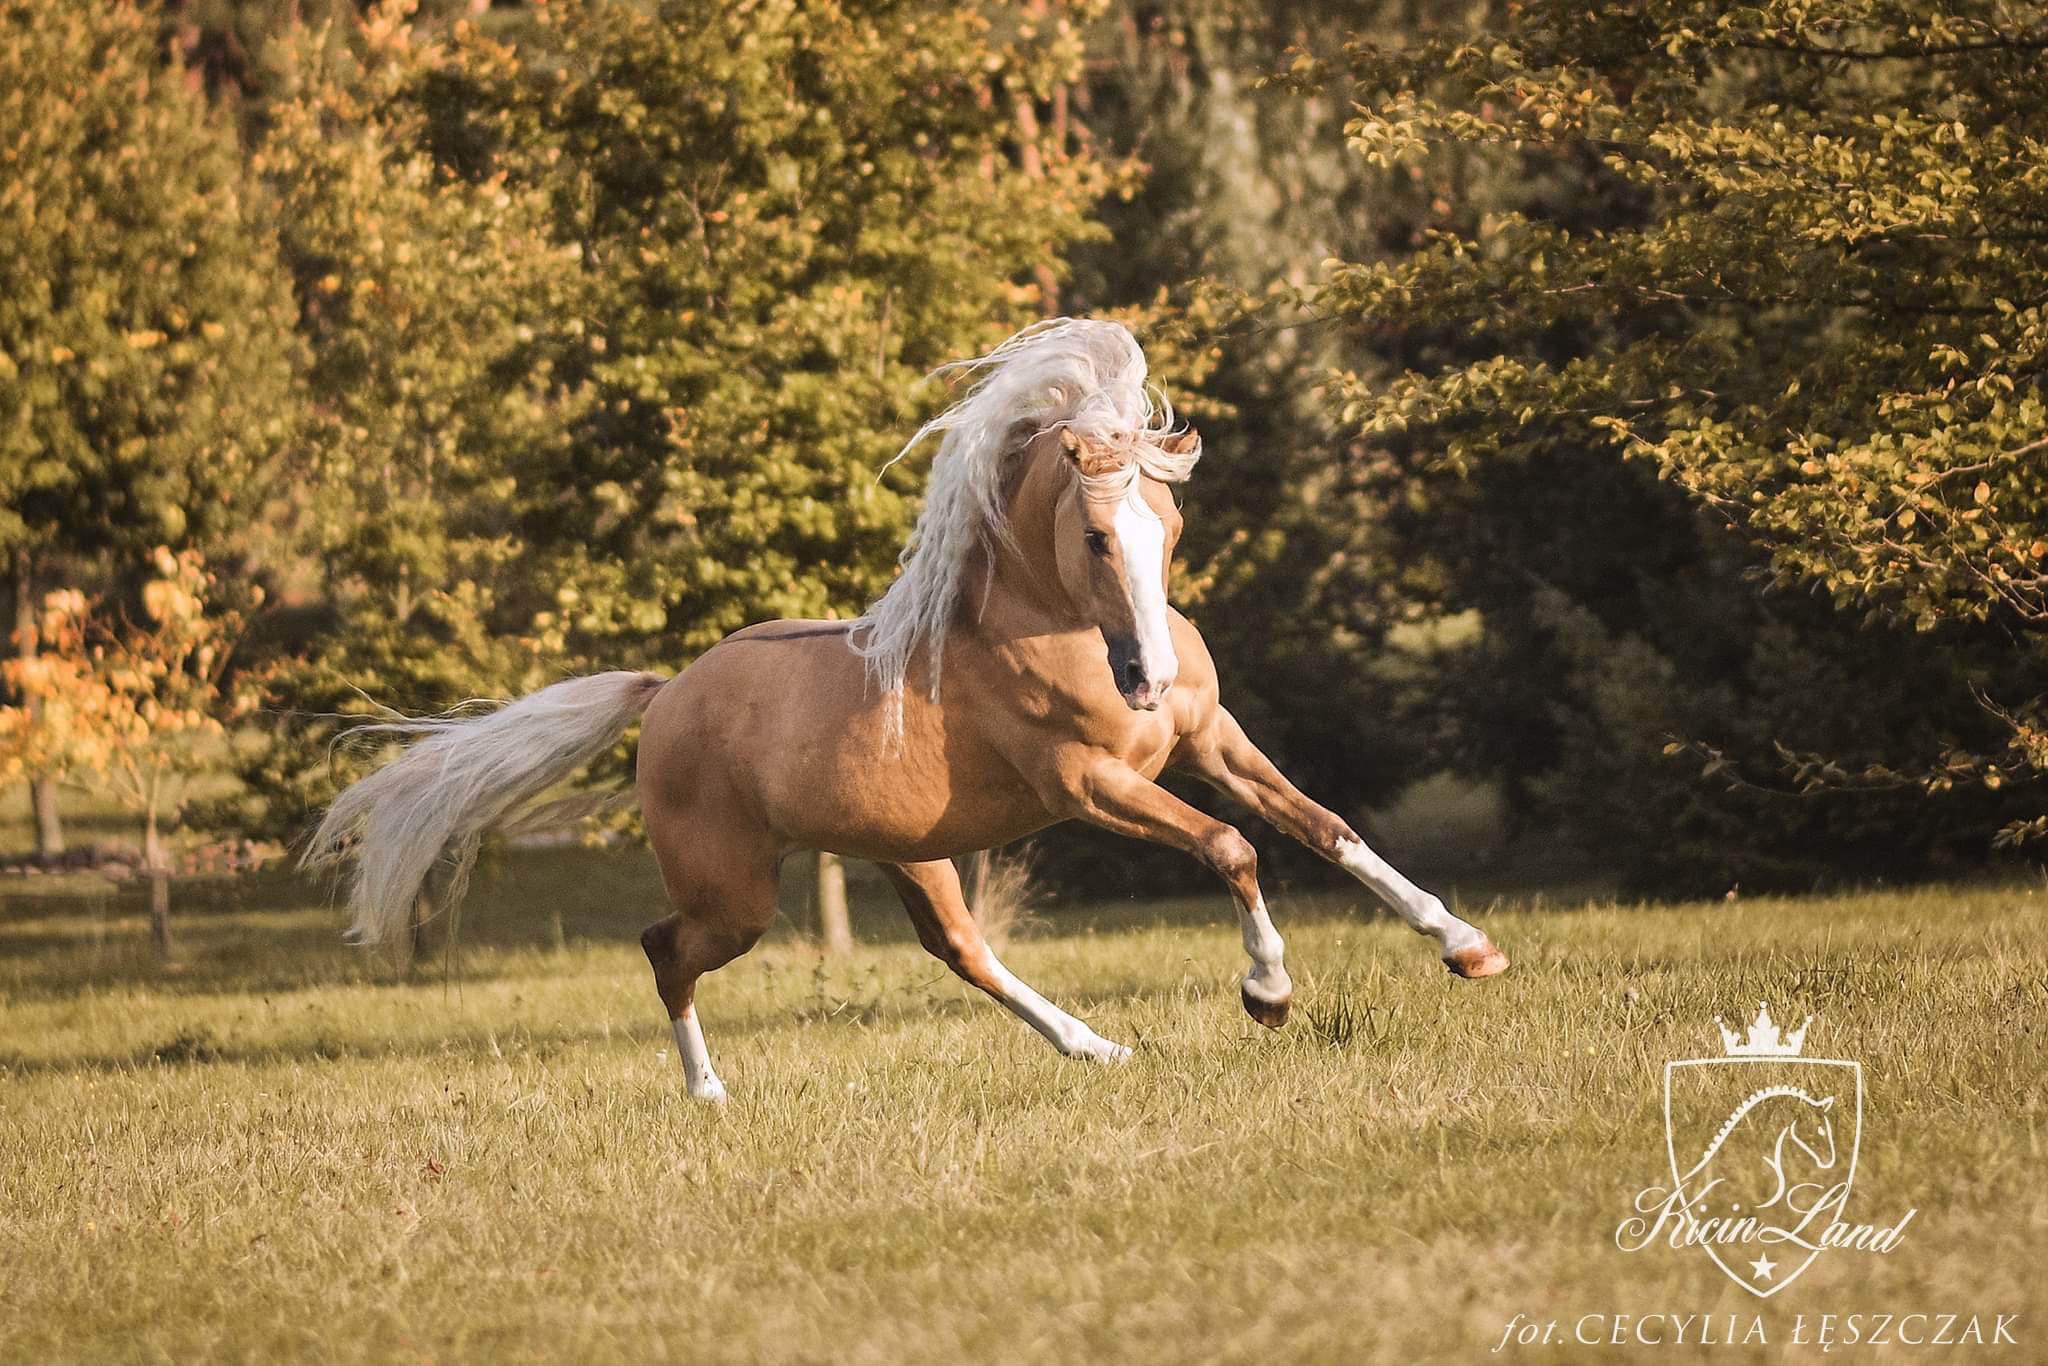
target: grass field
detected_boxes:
[2,853,2042,1364]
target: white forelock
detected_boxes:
[850,318,1200,721]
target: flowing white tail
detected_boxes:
[303,671,665,945]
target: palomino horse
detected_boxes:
[308,319,1507,1100]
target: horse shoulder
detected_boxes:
[1166,608,1222,729]
[1167,609,1218,693]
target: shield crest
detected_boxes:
[1664,1054,1862,1296]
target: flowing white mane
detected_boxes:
[849,317,1200,718]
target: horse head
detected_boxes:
[1050,427,1195,711]
[1756,1093,1839,1212]
[1784,1094,1838,1169]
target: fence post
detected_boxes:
[817,850,853,954]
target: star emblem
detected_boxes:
[1749,1254,1777,1281]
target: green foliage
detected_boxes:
[8,0,2033,894]
[227,0,1119,835]
[457,0,1118,661]
[0,1,299,565]
[1299,0,2048,872]
[0,552,253,852]
[253,10,590,704]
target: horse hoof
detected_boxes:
[1241,982,1292,1029]
[1443,938,1510,979]
[1070,1038,1131,1063]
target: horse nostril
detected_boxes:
[1121,660,1147,693]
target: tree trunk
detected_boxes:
[1010,88,1062,315]
[144,809,172,955]
[32,777,63,859]
[816,850,853,954]
[404,887,434,967]
[148,869,172,955]
[1013,0,1062,315]
[12,550,64,858]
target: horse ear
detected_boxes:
[1059,428,1129,478]
[1156,428,1200,457]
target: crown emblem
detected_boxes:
[1715,1002,1810,1057]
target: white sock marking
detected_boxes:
[1239,895,1293,1004]
[672,1009,727,1101]
[1334,836,1485,955]
[987,954,1129,1063]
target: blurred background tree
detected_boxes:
[0,552,253,951]
[1293,0,2046,888]
[447,0,1115,664]
[988,0,2038,895]
[218,0,1120,852]
[222,7,596,833]
[4,0,2040,913]
[0,0,299,858]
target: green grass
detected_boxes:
[2,855,2043,1364]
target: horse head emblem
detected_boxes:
[1664,1005,1863,1295]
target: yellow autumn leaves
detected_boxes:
[0,549,248,812]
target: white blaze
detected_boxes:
[1113,489,1177,691]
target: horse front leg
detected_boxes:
[1178,707,1509,979]
[1062,757,1295,1028]
[880,858,1129,1063]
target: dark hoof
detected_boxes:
[1444,938,1510,979]
[1241,983,1292,1029]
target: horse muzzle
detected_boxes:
[1123,678,1172,711]
[1108,636,1174,711]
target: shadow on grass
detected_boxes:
[0,954,1272,1077]
[0,1013,678,1078]
[3,849,772,1000]
[0,842,1565,1007]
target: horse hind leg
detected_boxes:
[881,859,1129,1064]
[641,914,739,1101]
[640,830,780,1102]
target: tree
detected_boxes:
[815,851,853,955]
[229,2,1121,937]
[0,0,299,855]
[229,5,593,819]
[440,0,1120,664]
[1297,0,2048,876]
[246,0,1122,666]
[0,551,254,951]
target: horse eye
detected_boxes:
[1083,530,1111,558]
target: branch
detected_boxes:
[1722,28,2048,61]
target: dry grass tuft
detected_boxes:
[963,845,1041,951]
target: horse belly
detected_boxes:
[754,703,1051,861]
[644,629,1053,863]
